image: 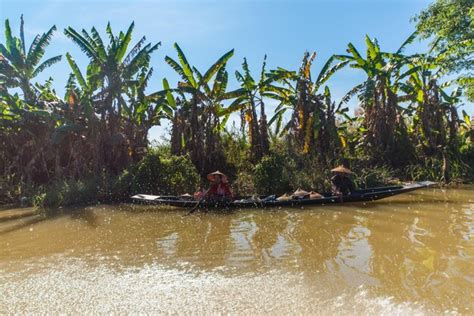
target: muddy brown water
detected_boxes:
[1,186,473,314]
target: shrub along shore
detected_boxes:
[1,1,473,208]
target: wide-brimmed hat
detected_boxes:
[292,188,310,198]
[331,165,352,174]
[276,193,291,201]
[207,170,228,183]
[309,191,323,199]
[180,193,194,200]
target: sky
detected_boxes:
[1,0,453,142]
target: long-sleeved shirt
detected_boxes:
[207,183,233,199]
[331,175,355,196]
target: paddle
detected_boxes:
[186,198,203,215]
[186,189,209,215]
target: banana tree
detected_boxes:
[268,51,348,162]
[64,22,160,119]
[397,54,461,156]
[165,43,237,174]
[124,68,175,162]
[64,22,161,172]
[334,33,417,165]
[459,110,473,144]
[221,56,288,161]
[0,16,62,103]
[0,91,60,186]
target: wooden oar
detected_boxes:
[186,189,209,215]
[186,198,203,215]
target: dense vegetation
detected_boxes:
[1,0,473,207]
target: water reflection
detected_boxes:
[0,187,473,313]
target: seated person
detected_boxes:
[203,170,233,201]
[194,188,205,200]
[331,165,355,196]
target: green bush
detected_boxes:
[27,152,200,208]
[160,155,201,194]
[109,169,134,200]
[400,153,472,184]
[460,144,474,180]
[253,153,291,195]
[233,171,255,196]
[32,178,99,209]
[130,152,163,194]
[288,168,331,193]
[353,165,395,188]
[130,152,199,195]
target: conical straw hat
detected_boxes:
[331,165,352,174]
[292,188,310,198]
[277,193,291,201]
[309,191,323,199]
[207,170,228,183]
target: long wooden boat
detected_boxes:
[130,181,436,209]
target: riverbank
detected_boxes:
[2,146,473,209]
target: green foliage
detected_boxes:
[352,165,395,188]
[32,178,99,209]
[1,12,474,210]
[253,153,291,195]
[221,129,250,171]
[0,16,61,102]
[130,152,199,195]
[27,151,200,208]
[131,152,163,194]
[105,169,134,201]
[160,155,201,194]
[414,0,474,100]
[232,171,255,196]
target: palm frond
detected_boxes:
[162,78,176,108]
[258,55,267,86]
[31,55,62,78]
[314,58,349,92]
[173,43,197,88]
[106,22,116,49]
[26,25,57,68]
[219,96,246,116]
[338,83,365,107]
[64,27,99,61]
[222,88,246,100]
[90,27,107,59]
[346,43,366,67]
[201,49,234,85]
[4,19,14,53]
[211,67,229,99]
[124,42,160,77]
[268,107,287,126]
[19,15,26,54]
[115,22,135,62]
[365,35,378,62]
[396,31,417,55]
[165,56,189,84]
[4,20,23,68]
[123,36,148,66]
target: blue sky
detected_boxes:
[1,0,446,141]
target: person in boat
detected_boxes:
[331,165,355,196]
[193,187,205,200]
[202,170,233,201]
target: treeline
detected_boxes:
[0,1,473,206]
